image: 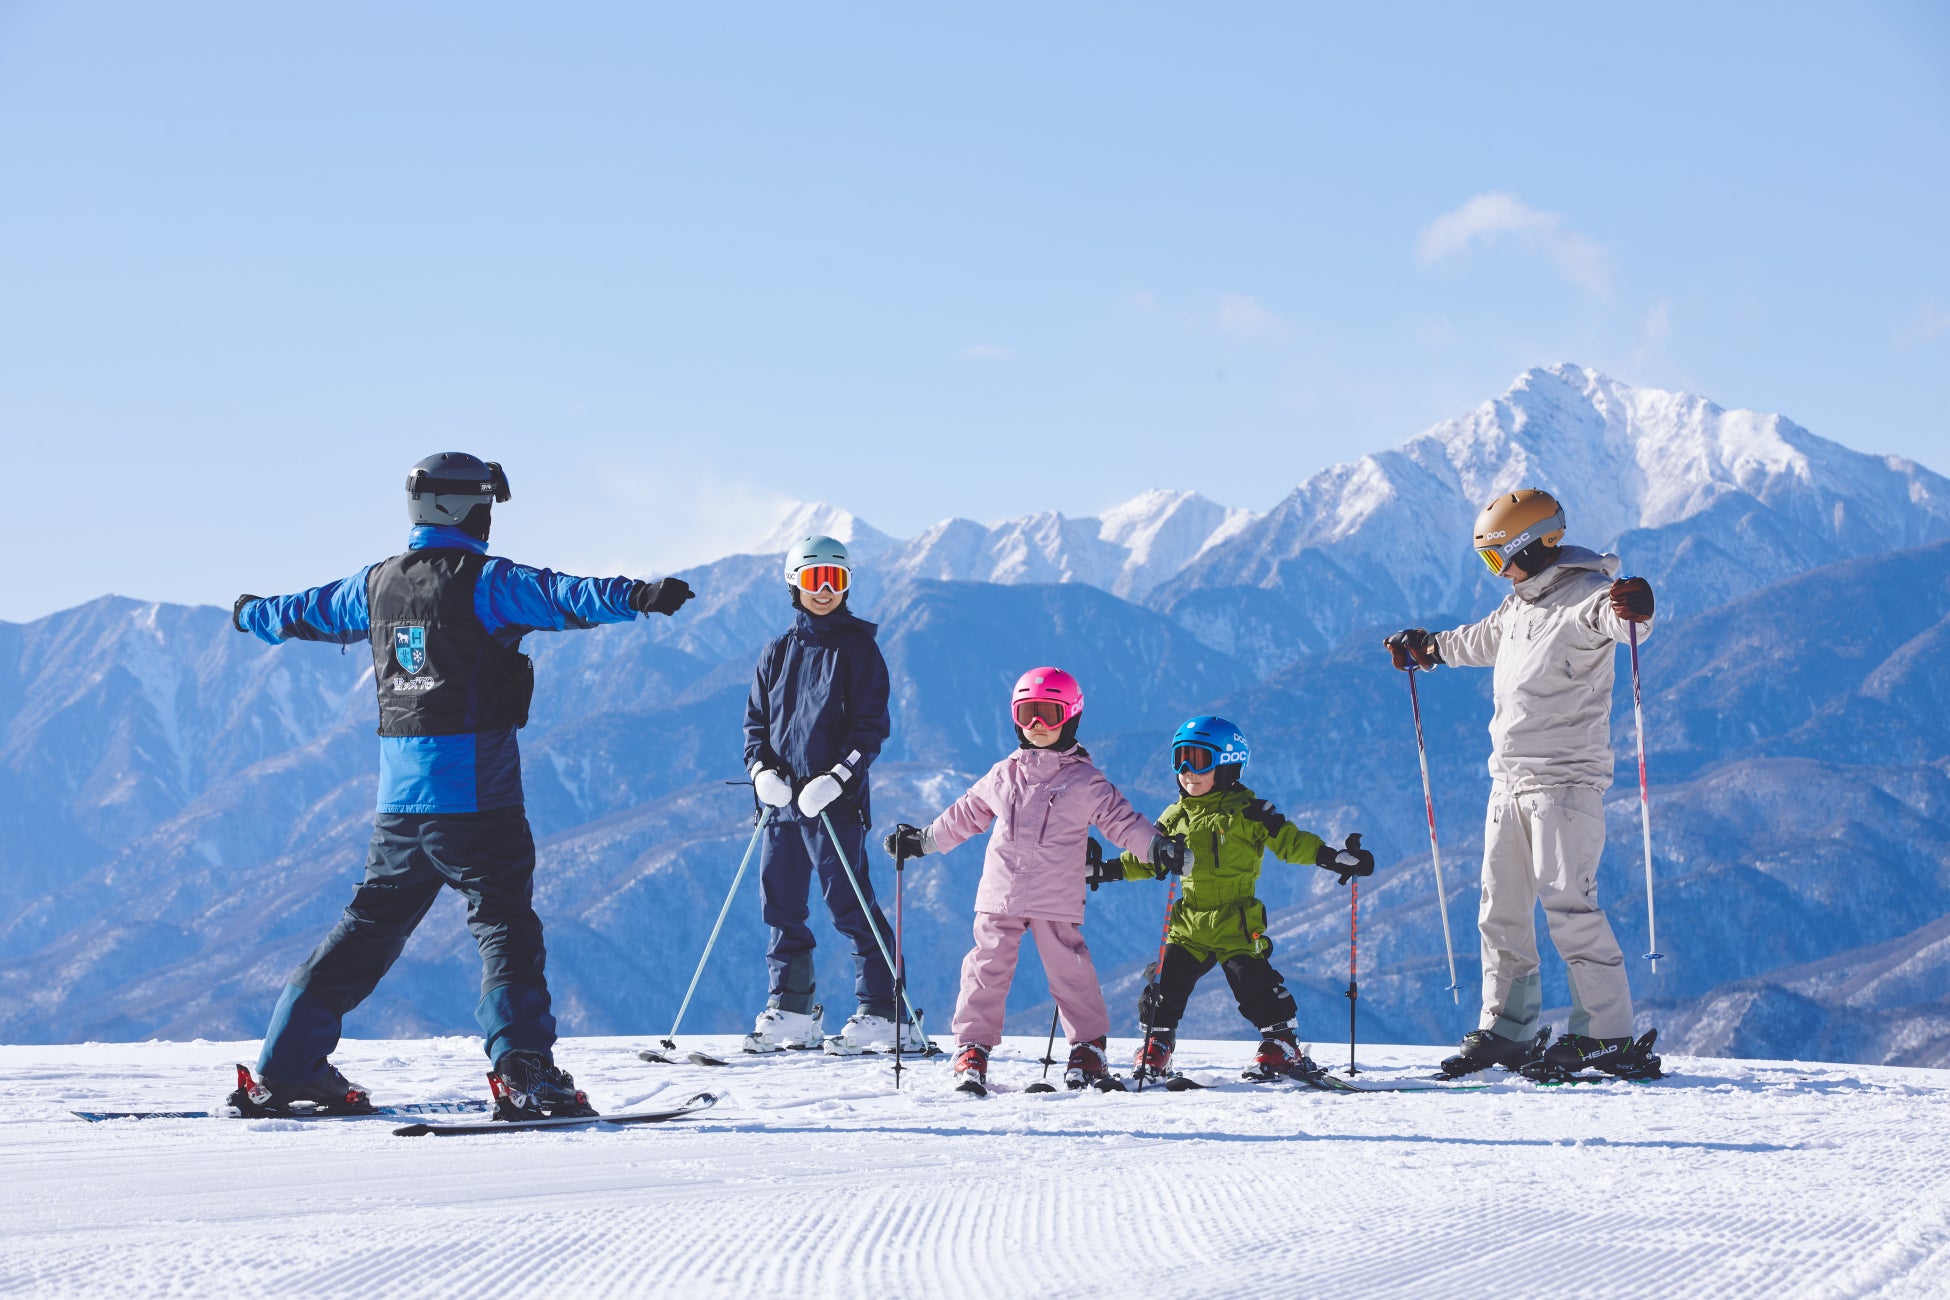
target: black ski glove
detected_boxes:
[1150,834,1188,877]
[1385,628,1442,671]
[629,577,695,617]
[882,823,929,860]
[1084,839,1123,891]
[1241,798,1286,837]
[1609,576,1654,623]
[232,594,261,634]
[1314,833,1374,886]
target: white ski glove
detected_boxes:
[796,764,851,817]
[751,765,794,808]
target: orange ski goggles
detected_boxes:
[1014,699,1067,729]
[793,564,851,595]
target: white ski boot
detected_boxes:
[823,1012,929,1056]
[742,1004,824,1053]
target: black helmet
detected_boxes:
[405,452,510,540]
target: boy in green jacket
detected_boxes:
[1091,716,1374,1082]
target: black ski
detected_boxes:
[954,1078,988,1097]
[1297,1072,1493,1094]
[75,1099,490,1122]
[1163,1074,1207,1091]
[1520,1030,1665,1085]
[394,1091,717,1136]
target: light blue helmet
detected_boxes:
[1171,716,1249,773]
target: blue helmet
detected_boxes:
[1171,716,1249,774]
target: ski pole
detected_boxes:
[655,807,771,1055]
[1026,1007,1061,1093]
[820,812,925,1035]
[1629,622,1664,970]
[893,834,907,1090]
[1135,871,1179,1094]
[1345,874,1359,1076]
[1407,667,1462,1004]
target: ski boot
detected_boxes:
[1521,1030,1664,1082]
[742,1004,825,1053]
[1439,1027,1548,1078]
[225,1063,374,1117]
[1241,1030,1320,1083]
[952,1043,990,1096]
[1063,1037,1126,1091]
[823,1011,929,1056]
[490,1050,599,1120]
[1132,1029,1176,1085]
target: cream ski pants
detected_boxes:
[1477,785,1634,1041]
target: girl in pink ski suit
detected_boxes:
[883,667,1174,1090]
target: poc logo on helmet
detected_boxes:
[395,625,427,675]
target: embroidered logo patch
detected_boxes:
[394,625,427,675]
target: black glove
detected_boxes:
[1385,628,1442,671]
[1084,839,1123,891]
[232,594,261,634]
[1609,576,1654,623]
[882,823,929,860]
[1241,798,1286,837]
[1314,832,1374,886]
[629,577,695,617]
[1150,834,1188,877]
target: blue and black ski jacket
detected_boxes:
[238,524,640,814]
[743,606,891,827]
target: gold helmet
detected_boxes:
[1472,489,1566,575]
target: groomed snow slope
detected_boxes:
[6,1037,1949,1298]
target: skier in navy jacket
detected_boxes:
[742,536,917,1054]
[228,453,695,1118]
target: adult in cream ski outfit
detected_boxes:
[1386,488,1659,1079]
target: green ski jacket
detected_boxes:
[1118,784,1324,961]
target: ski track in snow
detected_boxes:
[4,1037,1948,1299]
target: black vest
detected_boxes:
[366,549,534,737]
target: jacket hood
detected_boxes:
[1514,545,1618,602]
[791,606,878,645]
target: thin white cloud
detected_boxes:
[958,343,1014,361]
[1416,192,1610,297]
[1121,288,1160,314]
[1897,304,1950,348]
[1214,292,1284,338]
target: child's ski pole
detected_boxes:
[642,807,771,1063]
[1135,871,1180,1094]
[1629,622,1664,971]
[893,834,908,1089]
[821,812,926,1039]
[1345,874,1359,1076]
[1407,667,1462,1004]
[1026,1008,1061,1094]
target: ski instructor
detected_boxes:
[229,452,696,1118]
[1385,488,1660,1081]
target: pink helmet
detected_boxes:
[1011,666,1084,730]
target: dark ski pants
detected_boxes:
[1138,942,1297,1036]
[759,813,896,1019]
[257,807,556,1084]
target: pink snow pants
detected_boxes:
[950,911,1109,1047]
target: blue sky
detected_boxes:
[1,2,1945,620]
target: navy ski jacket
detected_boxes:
[239,524,640,813]
[743,606,891,827]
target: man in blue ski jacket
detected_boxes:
[228,452,695,1118]
[742,535,917,1055]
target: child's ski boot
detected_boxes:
[742,1004,825,1053]
[225,1063,374,1117]
[1241,1030,1320,1083]
[490,1050,599,1120]
[1064,1037,1127,1092]
[1132,1029,1176,1085]
[952,1044,991,1096]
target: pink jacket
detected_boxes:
[928,746,1158,924]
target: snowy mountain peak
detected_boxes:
[754,502,899,560]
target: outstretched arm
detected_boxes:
[235,570,373,646]
[475,560,640,634]
[1433,600,1508,668]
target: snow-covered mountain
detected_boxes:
[754,365,1950,671]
